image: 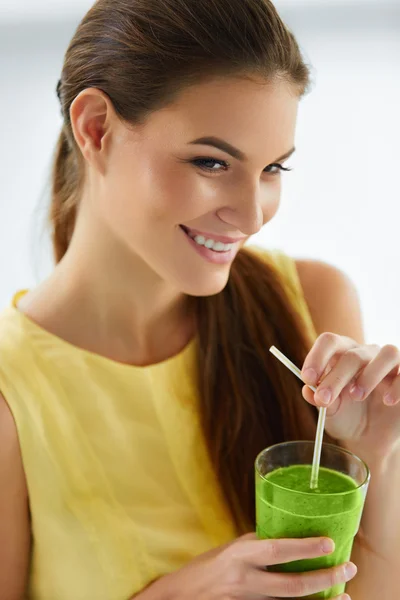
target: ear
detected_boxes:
[69,88,116,172]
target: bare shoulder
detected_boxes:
[0,391,31,599]
[294,258,365,344]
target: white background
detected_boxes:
[0,0,399,345]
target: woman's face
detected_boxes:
[81,75,299,297]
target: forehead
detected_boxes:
[141,75,300,160]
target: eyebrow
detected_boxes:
[188,136,296,163]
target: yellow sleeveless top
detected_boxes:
[0,247,317,600]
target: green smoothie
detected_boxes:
[256,464,364,599]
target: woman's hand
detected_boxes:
[153,533,355,599]
[301,333,400,453]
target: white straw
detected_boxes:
[269,345,326,490]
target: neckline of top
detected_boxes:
[9,290,197,372]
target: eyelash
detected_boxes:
[190,157,293,175]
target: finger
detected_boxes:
[235,537,335,567]
[387,363,400,379]
[302,385,343,418]
[251,561,357,598]
[301,332,357,389]
[351,344,400,405]
[302,384,317,406]
[313,345,376,407]
[383,375,400,406]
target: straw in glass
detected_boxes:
[269,345,326,490]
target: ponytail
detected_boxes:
[50,124,81,263]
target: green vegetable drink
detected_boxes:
[255,442,370,599]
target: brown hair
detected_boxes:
[51,0,325,533]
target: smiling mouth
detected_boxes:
[179,225,238,253]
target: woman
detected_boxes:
[0,0,398,598]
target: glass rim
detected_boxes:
[255,440,371,497]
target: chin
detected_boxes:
[179,270,231,298]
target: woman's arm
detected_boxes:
[296,259,400,597]
[0,393,31,600]
[129,577,174,600]
[345,445,400,598]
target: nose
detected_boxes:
[216,184,265,236]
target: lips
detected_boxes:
[180,224,237,265]
[179,225,245,245]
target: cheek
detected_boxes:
[259,179,281,222]
[99,155,192,236]
[266,193,281,220]
[146,163,193,218]
[134,159,217,224]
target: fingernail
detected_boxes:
[302,368,318,385]
[384,393,397,406]
[321,538,335,553]
[317,388,331,406]
[349,384,364,401]
[344,562,357,580]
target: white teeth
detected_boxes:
[213,242,226,252]
[194,235,206,246]
[190,232,234,252]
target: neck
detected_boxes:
[27,210,195,366]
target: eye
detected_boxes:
[190,157,293,175]
[265,163,293,175]
[191,157,229,172]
